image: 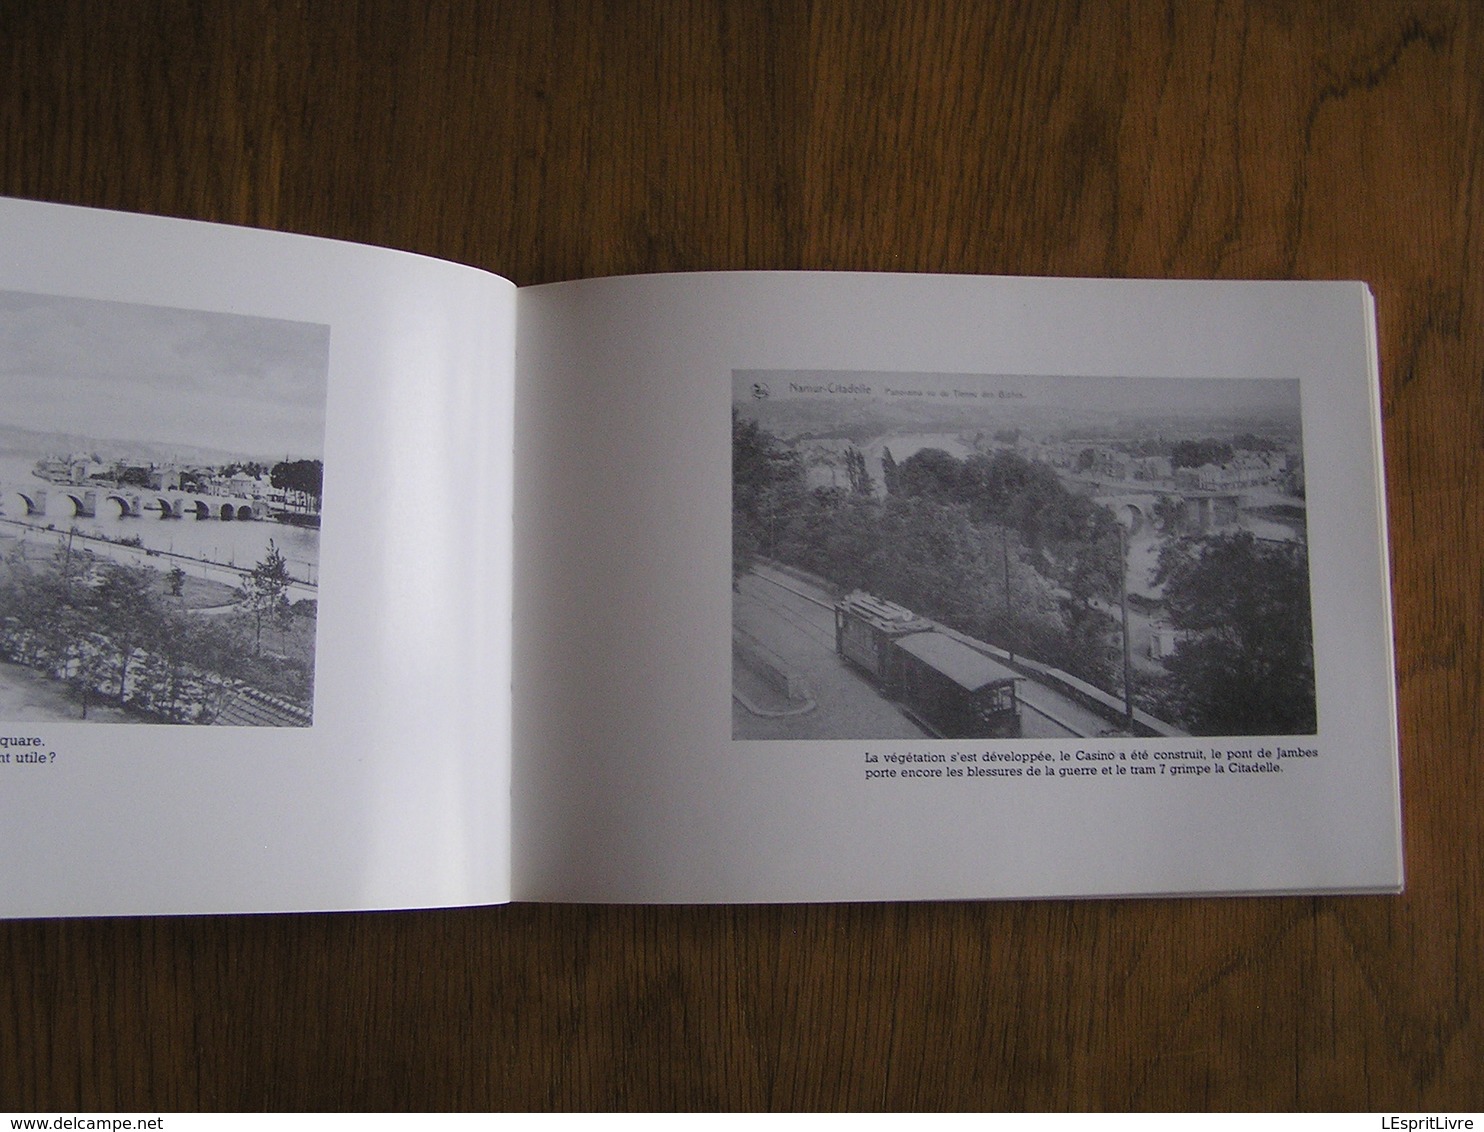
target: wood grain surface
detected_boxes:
[0,0,1479,1111]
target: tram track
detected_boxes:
[751,564,1090,738]
[737,575,836,652]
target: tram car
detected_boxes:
[834,590,1022,738]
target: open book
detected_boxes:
[0,198,1401,915]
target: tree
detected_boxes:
[238,540,294,657]
[733,413,803,514]
[182,616,245,723]
[89,562,162,709]
[1232,433,1279,453]
[895,448,962,499]
[732,411,805,577]
[270,459,324,510]
[134,606,192,721]
[12,545,83,675]
[1170,438,1234,469]
[1153,494,1187,536]
[845,446,874,496]
[1058,593,1118,689]
[880,447,899,495]
[1154,531,1315,734]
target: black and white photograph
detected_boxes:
[733,369,1313,741]
[0,289,327,726]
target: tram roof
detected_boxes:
[895,632,1020,692]
[837,590,932,634]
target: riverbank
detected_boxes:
[0,519,316,601]
[0,527,242,610]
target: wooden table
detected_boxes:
[1,1,1478,1111]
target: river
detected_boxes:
[0,455,319,587]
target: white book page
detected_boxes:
[0,200,515,916]
[513,271,1400,902]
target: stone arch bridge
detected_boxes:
[2,483,269,523]
[1087,486,1243,536]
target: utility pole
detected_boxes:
[62,526,75,603]
[1117,519,1134,730]
[1002,526,1014,665]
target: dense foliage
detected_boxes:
[1170,438,1236,469]
[0,540,314,722]
[270,459,324,508]
[733,413,1317,734]
[1152,531,1315,735]
[733,414,1123,688]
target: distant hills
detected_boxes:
[0,422,281,467]
[739,396,1300,449]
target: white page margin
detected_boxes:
[514,271,1401,903]
[0,200,515,916]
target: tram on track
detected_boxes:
[833,590,1022,739]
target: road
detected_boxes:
[0,520,317,600]
[733,567,927,740]
[733,564,1116,740]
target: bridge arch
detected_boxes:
[59,491,96,518]
[104,493,140,518]
[6,489,45,517]
[1093,492,1161,537]
[1117,501,1148,535]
